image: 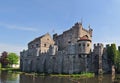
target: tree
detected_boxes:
[106,44,113,63]
[0,51,9,68]
[7,53,19,67]
[111,43,117,65]
[118,46,120,51]
[106,44,117,65]
[116,50,120,72]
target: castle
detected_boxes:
[20,22,111,74]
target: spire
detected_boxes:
[88,24,93,31]
[88,24,90,29]
[81,18,83,25]
[88,24,93,37]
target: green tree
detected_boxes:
[116,46,120,72]
[7,53,19,67]
[0,63,2,68]
[106,44,113,63]
[118,46,120,51]
[106,44,117,65]
[111,43,117,64]
[116,50,120,72]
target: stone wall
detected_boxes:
[40,33,55,53]
[53,22,92,51]
[20,43,93,74]
[27,33,54,54]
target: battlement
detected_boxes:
[75,22,82,26]
[94,43,104,48]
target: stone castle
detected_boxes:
[20,22,111,74]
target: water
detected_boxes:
[1,71,120,83]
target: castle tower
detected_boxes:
[75,22,83,39]
[77,35,92,55]
[77,35,92,72]
[93,43,104,74]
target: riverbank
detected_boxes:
[0,68,20,71]
[1,70,119,83]
[0,68,94,79]
[24,72,94,79]
[0,68,23,74]
[50,73,94,79]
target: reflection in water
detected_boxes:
[1,71,120,83]
[1,71,19,83]
[20,74,73,83]
[112,75,115,83]
[98,75,103,83]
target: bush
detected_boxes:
[0,63,2,68]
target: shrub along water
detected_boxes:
[50,72,94,79]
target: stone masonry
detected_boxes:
[20,22,111,74]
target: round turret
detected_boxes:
[77,35,92,54]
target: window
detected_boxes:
[78,54,81,58]
[87,55,90,58]
[83,43,85,47]
[53,57,56,59]
[73,56,75,58]
[68,41,71,43]
[44,44,46,47]
[79,43,81,46]
[32,45,34,48]
[87,43,89,47]
[36,44,39,47]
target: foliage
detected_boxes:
[106,44,120,72]
[50,72,94,79]
[111,44,117,64]
[0,51,9,67]
[0,68,20,71]
[118,46,120,51]
[106,44,113,63]
[116,49,120,72]
[7,53,19,67]
[106,44,117,65]
[0,63,1,68]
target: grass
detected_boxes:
[50,74,70,77]
[21,72,94,79]
[50,72,94,79]
[0,67,20,71]
[0,67,23,74]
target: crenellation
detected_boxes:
[94,44,96,48]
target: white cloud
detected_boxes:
[0,22,38,32]
[0,43,27,55]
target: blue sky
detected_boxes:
[0,0,120,55]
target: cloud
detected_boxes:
[0,22,38,32]
[0,43,27,55]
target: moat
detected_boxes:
[1,71,120,83]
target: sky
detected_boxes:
[0,0,120,55]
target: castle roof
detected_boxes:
[77,35,91,42]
